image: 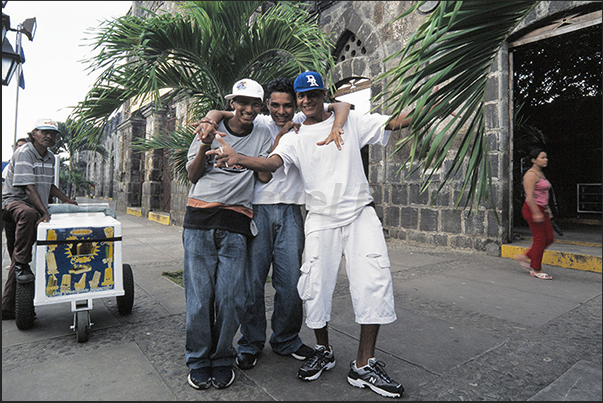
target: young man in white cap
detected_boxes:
[206,71,421,398]
[194,77,351,371]
[2,119,77,321]
[183,78,273,390]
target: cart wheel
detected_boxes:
[116,263,134,315]
[75,311,90,343]
[15,282,35,330]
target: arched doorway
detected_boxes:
[509,8,602,237]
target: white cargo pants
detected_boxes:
[297,206,397,329]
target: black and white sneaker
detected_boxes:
[347,358,404,398]
[211,366,235,389]
[188,367,211,390]
[236,352,258,370]
[291,344,315,361]
[297,345,336,381]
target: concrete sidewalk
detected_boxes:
[2,201,601,401]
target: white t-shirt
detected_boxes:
[253,113,306,205]
[271,110,391,235]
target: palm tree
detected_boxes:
[58,159,95,199]
[373,1,540,210]
[71,1,336,183]
[52,120,108,198]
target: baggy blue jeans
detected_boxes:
[183,228,247,369]
[237,204,305,355]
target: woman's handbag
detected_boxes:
[550,219,564,236]
[548,186,563,236]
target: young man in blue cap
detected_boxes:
[207,71,416,398]
[194,78,351,371]
[2,119,77,321]
[183,78,273,390]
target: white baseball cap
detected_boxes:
[225,79,264,101]
[34,118,60,133]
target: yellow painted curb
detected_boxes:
[127,207,142,217]
[501,244,602,273]
[148,211,170,226]
[520,235,601,248]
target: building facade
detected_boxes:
[81,1,602,255]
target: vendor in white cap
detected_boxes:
[2,118,77,321]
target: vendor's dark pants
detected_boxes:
[2,201,38,312]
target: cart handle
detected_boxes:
[37,237,123,246]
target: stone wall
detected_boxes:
[77,0,598,255]
[318,1,506,254]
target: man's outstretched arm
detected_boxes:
[385,111,413,130]
[386,86,442,130]
[317,101,352,150]
[207,136,284,173]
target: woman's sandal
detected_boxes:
[530,270,552,280]
[513,254,531,272]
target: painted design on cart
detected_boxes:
[44,226,116,297]
[46,251,58,274]
[90,271,101,288]
[46,275,58,295]
[75,273,87,291]
[47,229,58,252]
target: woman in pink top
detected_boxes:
[514,148,554,280]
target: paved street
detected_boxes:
[2,201,602,401]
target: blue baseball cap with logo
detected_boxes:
[294,71,327,93]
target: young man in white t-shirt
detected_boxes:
[207,71,416,399]
[195,78,351,371]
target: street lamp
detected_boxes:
[2,11,10,41]
[2,4,36,150]
[20,17,36,41]
[2,9,35,86]
[2,36,21,85]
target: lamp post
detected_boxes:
[2,10,22,86]
[2,3,36,148]
[2,6,35,85]
[2,35,21,85]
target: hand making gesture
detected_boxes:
[191,117,219,144]
[206,136,238,168]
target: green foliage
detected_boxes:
[71,1,336,157]
[373,1,539,211]
[161,270,183,287]
[58,157,95,199]
[52,120,108,161]
[52,120,108,198]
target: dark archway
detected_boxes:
[511,20,602,227]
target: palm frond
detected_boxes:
[71,1,335,151]
[373,1,539,210]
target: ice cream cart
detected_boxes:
[14,205,134,342]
